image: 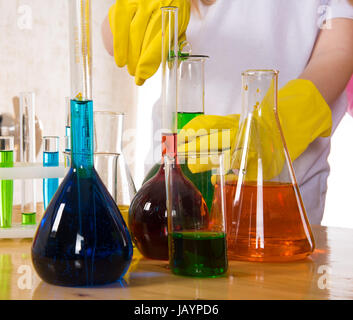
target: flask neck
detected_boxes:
[70,99,94,174]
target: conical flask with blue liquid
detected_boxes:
[31,0,133,286]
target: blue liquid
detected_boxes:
[32,100,133,287]
[43,152,59,211]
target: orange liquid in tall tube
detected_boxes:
[212,181,315,262]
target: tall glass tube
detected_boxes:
[177,55,208,130]
[129,7,180,260]
[0,137,14,228]
[68,0,92,101]
[42,136,59,211]
[19,92,37,225]
[32,0,132,287]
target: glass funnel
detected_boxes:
[31,0,133,287]
[212,70,315,262]
[93,111,136,226]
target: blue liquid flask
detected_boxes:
[42,136,59,211]
[32,100,133,286]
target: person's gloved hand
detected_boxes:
[178,79,332,181]
[177,114,240,173]
[109,0,191,86]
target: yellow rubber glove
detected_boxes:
[109,0,190,86]
[178,79,332,180]
[177,114,240,172]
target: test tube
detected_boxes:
[0,136,14,228]
[64,97,71,167]
[19,92,37,225]
[43,136,59,211]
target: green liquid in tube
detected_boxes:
[0,151,13,228]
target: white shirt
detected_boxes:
[148,0,353,224]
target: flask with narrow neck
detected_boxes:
[212,70,315,262]
[31,0,133,286]
[129,7,208,261]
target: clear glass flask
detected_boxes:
[31,0,133,286]
[19,92,37,225]
[129,6,207,261]
[93,111,136,225]
[42,136,59,211]
[0,136,14,228]
[212,70,315,262]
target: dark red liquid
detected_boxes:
[129,133,208,260]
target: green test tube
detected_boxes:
[0,136,14,228]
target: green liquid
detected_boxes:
[171,231,228,278]
[0,151,13,228]
[177,111,204,132]
[22,212,36,225]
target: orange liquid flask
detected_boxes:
[211,70,315,262]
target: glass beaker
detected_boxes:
[165,151,228,277]
[212,70,315,262]
[31,0,133,287]
[42,136,59,211]
[93,111,136,225]
[0,136,14,228]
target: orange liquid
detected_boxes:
[212,181,315,262]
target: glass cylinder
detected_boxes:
[32,0,133,287]
[68,0,92,101]
[177,55,208,130]
[143,55,208,184]
[42,136,59,211]
[0,136,14,228]
[93,111,136,223]
[213,70,315,262]
[19,92,37,225]
[165,152,228,277]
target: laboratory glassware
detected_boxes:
[212,70,315,262]
[42,136,59,211]
[93,111,136,225]
[165,152,228,277]
[64,97,71,167]
[0,137,14,228]
[143,54,209,184]
[31,0,133,287]
[129,6,207,260]
[144,55,214,210]
[19,92,37,225]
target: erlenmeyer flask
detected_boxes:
[129,6,208,260]
[31,0,133,286]
[212,70,315,262]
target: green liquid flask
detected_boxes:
[0,137,14,228]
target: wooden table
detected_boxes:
[0,225,352,300]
